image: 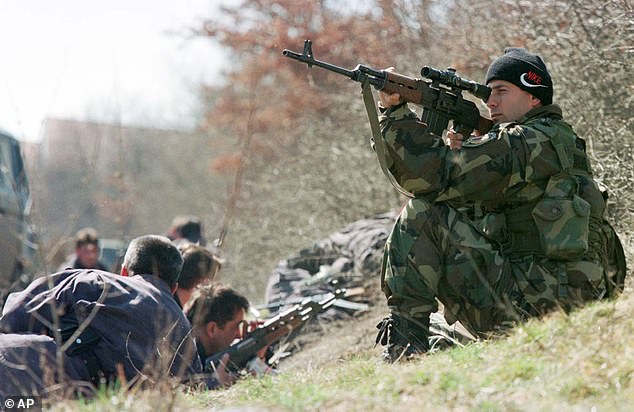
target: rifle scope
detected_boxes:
[421,66,491,101]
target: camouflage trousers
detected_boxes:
[381,198,607,338]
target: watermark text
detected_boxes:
[1,396,42,412]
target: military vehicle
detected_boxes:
[99,238,127,273]
[0,128,36,296]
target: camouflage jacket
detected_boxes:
[378,103,607,263]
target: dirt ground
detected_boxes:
[273,300,389,371]
[274,296,479,371]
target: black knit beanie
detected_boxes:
[485,47,553,105]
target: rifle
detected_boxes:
[258,288,370,313]
[204,289,343,373]
[282,39,493,137]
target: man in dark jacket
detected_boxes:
[0,235,202,396]
[0,333,93,397]
[184,283,272,389]
[57,227,109,272]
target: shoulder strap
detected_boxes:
[552,129,573,170]
[532,119,591,174]
[534,120,572,170]
[361,81,413,198]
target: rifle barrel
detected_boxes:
[282,49,357,79]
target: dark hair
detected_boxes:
[122,235,183,288]
[169,215,205,245]
[178,244,221,289]
[75,227,100,248]
[186,284,249,329]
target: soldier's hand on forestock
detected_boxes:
[378,67,402,109]
[241,319,263,337]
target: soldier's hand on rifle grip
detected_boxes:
[378,67,402,109]
[215,353,236,388]
[447,130,464,150]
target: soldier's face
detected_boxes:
[486,80,541,124]
[76,244,99,268]
[209,308,245,354]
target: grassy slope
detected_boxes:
[53,251,633,412]
[192,289,634,411]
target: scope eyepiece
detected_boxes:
[421,66,490,101]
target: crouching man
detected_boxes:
[0,235,202,396]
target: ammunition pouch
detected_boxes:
[504,118,594,260]
[531,175,590,260]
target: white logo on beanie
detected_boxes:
[520,72,548,88]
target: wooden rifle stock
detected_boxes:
[382,71,425,103]
[204,290,341,373]
[282,39,494,137]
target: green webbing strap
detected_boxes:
[548,127,572,171]
[534,121,591,173]
[360,81,413,199]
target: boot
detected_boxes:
[375,312,430,363]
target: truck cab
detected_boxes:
[0,128,36,296]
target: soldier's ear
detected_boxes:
[120,266,129,277]
[529,94,542,108]
[206,321,218,338]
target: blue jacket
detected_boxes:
[0,269,202,391]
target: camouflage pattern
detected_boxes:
[532,176,591,259]
[378,103,617,339]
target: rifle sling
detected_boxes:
[360,81,413,199]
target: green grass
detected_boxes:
[194,292,634,411]
[48,286,634,412]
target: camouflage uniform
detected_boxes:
[378,102,623,350]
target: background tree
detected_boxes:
[195,0,449,298]
[24,0,631,304]
[195,0,632,301]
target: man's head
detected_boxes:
[74,227,101,269]
[175,244,222,306]
[484,48,552,124]
[167,215,206,246]
[121,235,183,289]
[185,284,249,357]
